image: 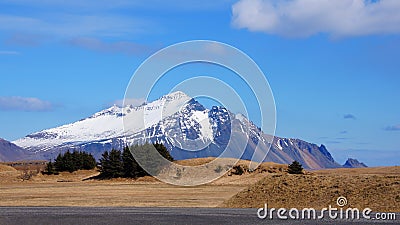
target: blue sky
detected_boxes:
[0,0,399,166]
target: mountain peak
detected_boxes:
[90,104,123,119]
[156,91,191,107]
[0,138,29,162]
[89,92,191,120]
[161,91,189,99]
[12,91,342,170]
[343,158,368,168]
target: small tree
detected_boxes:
[154,142,174,162]
[109,149,124,177]
[54,150,96,173]
[122,146,140,178]
[133,142,174,176]
[99,143,173,179]
[81,152,96,170]
[43,160,57,175]
[54,152,64,172]
[287,161,304,174]
[99,151,110,176]
[99,149,124,178]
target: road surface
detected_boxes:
[0,207,398,225]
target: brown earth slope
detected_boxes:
[223,166,400,212]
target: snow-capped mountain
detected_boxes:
[15,91,191,152]
[13,91,341,169]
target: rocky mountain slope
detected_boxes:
[0,138,30,162]
[343,158,368,168]
[13,91,341,169]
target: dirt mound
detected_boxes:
[315,166,400,175]
[208,160,289,185]
[176,158,288,173]
[0,164,20,183]
[232,161,288,174]
[223,167,400,212]
[0,164,17,172]
[175,157,216,166]
[172,158,290,185]
[33,169,100,183]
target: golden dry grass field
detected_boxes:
[1,160,399,212]
[0,159,275,208]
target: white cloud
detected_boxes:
[232,0,400,38]
[113,98,146,107]
[0,96,53,111]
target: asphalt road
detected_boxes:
[0,207,398,225]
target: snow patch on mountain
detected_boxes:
[14,91,191,152]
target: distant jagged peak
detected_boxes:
[343,158,368,168]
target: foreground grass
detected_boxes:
[1,162,398,211]
[223,166,400,212]
[0,182,244,207]
[0,165,245,207]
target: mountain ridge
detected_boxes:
[13,91,343,169]
[343,158,368,168]
[0,138,30,162]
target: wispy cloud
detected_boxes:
[0,12,154,55]
[0,96,54,112]
[232,0,400,38]
[0,14,145,38]
[326,141,341,144]
[0,0,232,40]
[5,33,44,47]
[112,98,146,107]
[336,137,350,140]
[0,0,234,54]
[2,0,235,12]
[343,114,357,120]
[384,124,400,131]
[68,37,156,55]
[0,50,19,55]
